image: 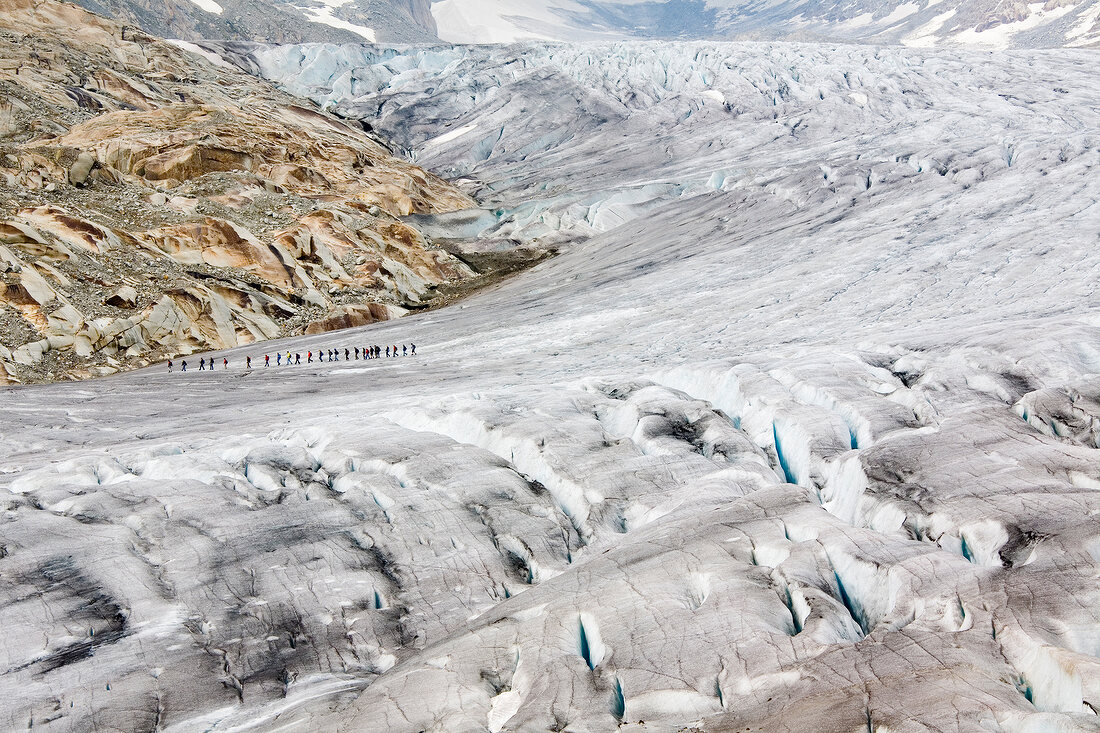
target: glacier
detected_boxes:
[3,40,1100,731]
[422,0,1100,48]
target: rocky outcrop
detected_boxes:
[0,0,475,383]
[395,0,436,35]
[304,302,407,334]
[71,0,441,45]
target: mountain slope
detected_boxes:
[59,0,1100,47]
[72,0,438,44]
[0,0,478,383]
[55,0,1100,46]
[429,0,1100,47]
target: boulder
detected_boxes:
[104,285,138,308]
[18,266,57,305]
[68,151,96,186]
[46,303,84,331]
[46,333,74,350]
[0,281,36,305]
[304,303,407,335]
[141,144,253,182]
[12,338,49,365]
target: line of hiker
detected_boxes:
[168,344,416,372]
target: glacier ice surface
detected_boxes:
[3,40,1100,732]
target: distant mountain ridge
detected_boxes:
[69,0,1100,47]
[430,0,1100,48]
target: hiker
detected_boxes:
[246,356,252,369]
[308,351,313,363]
[181,359,187,372]
[295,353,301,365]
[385,346,390,358]
[344,348,350,361]
[276,353,281,366]
[286,351,291,365]
[402,345,407,356]
[199,358,206,371]
[265,354,270,367]
[168,359,173,373]
[223,357,228,370]
[392,345,398,357]
[411,343,416,355]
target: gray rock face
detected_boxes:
[3,35,1100,733]
[103,285,139,308]
[72,0,439,44]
